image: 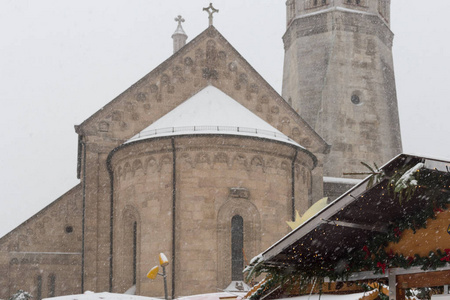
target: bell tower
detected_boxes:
[282,0,401,180]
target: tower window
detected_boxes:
[311,0,327,8]
[231,215,244,281]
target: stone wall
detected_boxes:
[0,185,82,299]
[109,135,315,297]
[282,8,401,178]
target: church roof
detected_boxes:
[126,85,303,148]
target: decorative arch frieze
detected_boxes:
[231,154,248,171]
[132,159,144,177]
[194,152,212,168]
[250,156,265,173]
[213,152,230,168]
[145,156,158,174]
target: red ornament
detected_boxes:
[440,249,450,262]
[407,256,414,265]
[363,245,371,259]
[377,262,387,274]
[394,227,402,237]
[433,207,444,213]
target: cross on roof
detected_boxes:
[203,3,219,27]
[175,15,185,26]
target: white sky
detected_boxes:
[1,0,450,238]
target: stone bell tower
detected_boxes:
[282,0,402,179]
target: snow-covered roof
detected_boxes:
[126,85,302,148]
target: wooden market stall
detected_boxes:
[244,154,450,300]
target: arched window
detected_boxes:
[133,221,137,285]
[36,275,42,300]
[48,274,56,297]
[231,215,244,281]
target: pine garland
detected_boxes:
[245,163,450,300]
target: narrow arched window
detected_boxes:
[36,275,42,300]
[133,221,137,285]
[48,274,56,297]
[231,215,244,281]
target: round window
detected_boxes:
[351,94,361,105]
[65,226,73,233]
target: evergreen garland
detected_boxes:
[245,163,450,300]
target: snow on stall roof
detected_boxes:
[277,292,368,300]
[323,177,362,185]
[126,86,302,148]
[177,292,246,300]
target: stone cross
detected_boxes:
[175,15,185,26]
[203,3,219,27]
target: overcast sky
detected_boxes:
[1,0,450,238]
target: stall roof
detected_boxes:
[261,154,450,268]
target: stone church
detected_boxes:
[0,0,401,299]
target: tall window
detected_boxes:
[231,215,244,281]
[36,275,42,300]
[133,221,137,285]
[48,274,56,297]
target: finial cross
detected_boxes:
[203,3,219,27]
[175,15,185,26]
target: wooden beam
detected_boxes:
[396,270,450,289]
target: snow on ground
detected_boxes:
[43,292,159,300]
[43,291,373,300]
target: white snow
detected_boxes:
[43,292,158,300]
[177,292,246,300]
[224,281,251,292]
[10,251,81,255]
[323,177,362,185]
[277,292,367,300]
[126,86,302,148]
[394,162,424,190]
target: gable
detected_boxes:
[75,26,328,154]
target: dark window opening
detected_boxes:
[351,94,361,105]
[314,0,318,6]
[322,0,326,4]
[356,0,361,4]
[48,274,56,297]
[133,221,137,285]
[65,226,73,233]
[231,215,244,281]
[36,275,42,300]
